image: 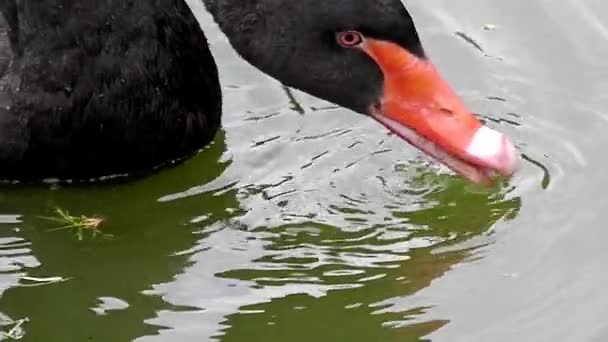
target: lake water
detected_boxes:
[2,0,608,341]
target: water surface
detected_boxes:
[1,0,607,341]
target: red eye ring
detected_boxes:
[336,31,363,47]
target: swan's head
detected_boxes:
[210,0,518,184]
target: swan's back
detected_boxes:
[0,0,222,181]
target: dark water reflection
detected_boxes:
[1,0,606,341]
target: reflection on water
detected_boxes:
[2,0,607,341]
[0,117,524,342]
[141,161,521,341]
[0,131,234,341]
[213,178,520,341]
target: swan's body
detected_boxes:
[0,0,517,184]
[0,1,220,180]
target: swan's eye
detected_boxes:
[336,31,363,47]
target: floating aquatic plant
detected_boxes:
[0,317,28,341]
[41,208,108,240]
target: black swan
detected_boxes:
[0,0,517,184]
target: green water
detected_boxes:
[2,0,608,341]
[0,129,520,341]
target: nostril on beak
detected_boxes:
[439,107,454,115]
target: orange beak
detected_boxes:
[362,39,518,185]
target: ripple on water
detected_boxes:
[0,215,39,280]
[142,67,578,339]
[150,95,528,339]
[0,215,37,340]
